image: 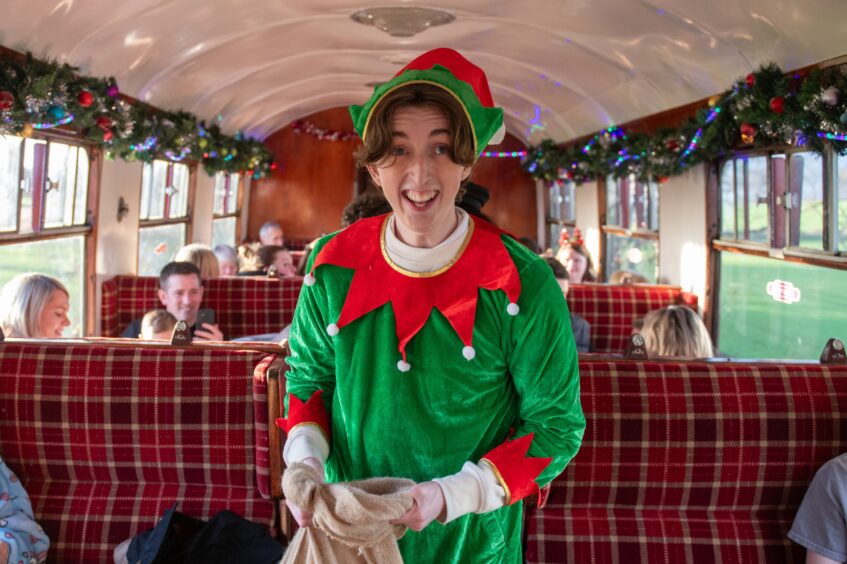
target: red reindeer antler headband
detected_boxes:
[558,227,585,248]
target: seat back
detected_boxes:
[525,357,847,563]
[101,275,303,338]
[0,340,279,563]
[567,284,698,353]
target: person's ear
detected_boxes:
[157,288,167,307]
[461,166,472,183]
[366,165,382,188]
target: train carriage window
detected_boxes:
[0,134,92,337]
[211,172,242,248]
[602,174,659,282]
[713,148,845,360]
[138,159,192,275]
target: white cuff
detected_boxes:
[433,461,507,524]
[282,425,329,466]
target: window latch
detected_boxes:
[45,179,59,193]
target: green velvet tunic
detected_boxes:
[286,228,585,564]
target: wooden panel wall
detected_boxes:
[249,107,537,241]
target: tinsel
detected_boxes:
[0,51,274,178]
[523,62,847,184]
[291,119,359,141]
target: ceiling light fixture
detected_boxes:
[351,6,455,37]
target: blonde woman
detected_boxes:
[175,244,220,278]
[0,273,70,338]
[641,305,714,358]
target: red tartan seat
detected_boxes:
[524,358,847,564]
[567,284,698,353]
[101,275,303,338]
[0,341,279,564]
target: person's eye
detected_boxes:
[391,146,407,156]
[434,144,450,155]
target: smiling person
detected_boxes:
[0,273,71,338]
[280,48,585,563]
[120,261,224,341]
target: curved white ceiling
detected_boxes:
[1,0,846,144]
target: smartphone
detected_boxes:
[196,308,216,328]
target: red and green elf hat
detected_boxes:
[349,48,506,157]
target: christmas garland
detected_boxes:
[292,119,359,141]
[0,51,275,178]
[523,63,847,184]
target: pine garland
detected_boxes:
[523,63,847,184]
[0,51,275,178]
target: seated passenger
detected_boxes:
[120,262,224,341]
[259,221,284,247]
[213,244,239,277]
[175,244,220,278]
[139,310,177,340]
[0,273,70,338]
[640,305,713,358]
[0,451,49,563]
[609,269,648,284]
[239,246,297,277]
[555,227,597,283]
[789,453,847,564]
[543,257,591,353]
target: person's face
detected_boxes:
[37,289,70,338]
[157,274,204,325]
[261,226,284,246]
[367,105,471,247]
[562,247,588,283]
[273,250,297,277]
[219,259,238,277]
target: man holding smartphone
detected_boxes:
[120,262,225,341]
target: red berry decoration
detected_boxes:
[0,90,14,111]
[665,138,680,151]
[769,96,785,114]
[96,115,112,131]
[77,90,94,107]
[745,73,756,87]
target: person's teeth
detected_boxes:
[406,191,436,203]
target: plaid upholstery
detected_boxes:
[525,358,847,564]
[567,284,699,353]
[101,275,303,338]
[0,342,277,564]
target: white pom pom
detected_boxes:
[506,302,520,316]
[303,273,316,286]
[397,360,411,372]
[462,346,476,361]
[326,323,339,336]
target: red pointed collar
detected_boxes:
[306,214,521,369]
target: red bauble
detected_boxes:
[665,139,680,151]
[745,73,756,87]
[769,96,785,114]
[96,115,112,131]
[740,123,757,144]
[77,90,94,107]
[0,90,14,110]
[103,130,113,142]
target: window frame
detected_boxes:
[545,178,577,250]
[137,159,197,273]
[600,173,661,282]
[211,171,243,248]
[0,129,101,335]
[707,145,847,349]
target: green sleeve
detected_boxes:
[507,257,585,486]
[285,237,337,417]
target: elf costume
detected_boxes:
[279,49,584,563]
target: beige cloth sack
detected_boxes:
[281,463,415,564]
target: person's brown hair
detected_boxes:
[640,305,714,358]
[354,84,476,195]
[257,245,289,270]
